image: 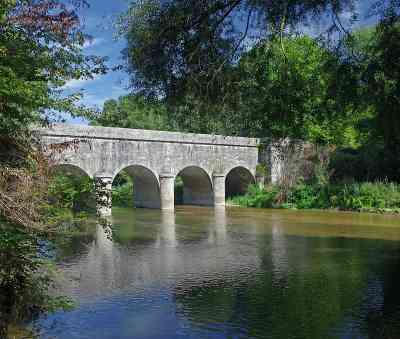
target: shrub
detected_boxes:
[288,184,320,209]
[332,182,400,211]
[229,184,278,208]
[231,181,400,213]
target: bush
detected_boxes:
[332,182,400,211]
[288,184,320,209]
[229,185,278,208]
[232,182,400,213]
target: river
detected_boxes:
[30,207,400,338]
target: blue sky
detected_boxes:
[63,0,130,123]
[64,0,377,124]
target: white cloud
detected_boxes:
[62,75,101,89]
[80,87,129,109]
[83,38,105,49]
[79,94,107,109]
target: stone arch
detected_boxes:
[225,166,255,198]
[175,166,213,206]
[51,163,91,178]
[113,165,161,209]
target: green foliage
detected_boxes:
[93,94,170,131]
[331,142,400,182]
[0,1,106,135]
[329,182,400,212]
[48,173,95,212]
[359,21,400,154]
[233,182,400,214]
[256,164,267,177]
[112,172,134,207]
[120,0,400,180]
[229,185,278,208]
[288,182,400,212]
[120,0,356,107]
[0,224,73,335]
[112,183,134,207]
[235,37,353,143]
[288,184,321,209]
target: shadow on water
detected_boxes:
[31,207,400,339]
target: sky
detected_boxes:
[62,0,130,124]
[63,0,377,125]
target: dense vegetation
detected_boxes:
[230,183,400,214]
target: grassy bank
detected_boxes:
[228,183,400,214]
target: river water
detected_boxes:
[31,207,400,339]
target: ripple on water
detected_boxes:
[32,207,400,339]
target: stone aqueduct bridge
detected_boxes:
[39,124,279,216]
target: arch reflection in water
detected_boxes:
[35,208,400,339]
[113,165,160,209]
[175,166,213,206]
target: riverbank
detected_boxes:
[228,182,400,215]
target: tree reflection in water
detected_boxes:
[36,208,400,339]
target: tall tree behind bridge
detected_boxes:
[119,0,400,154]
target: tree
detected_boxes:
[92,93,234,134]
[329,20,400,181]
[0,0,106,135]
[362,19,400,155]
[120,0,359,104]
[92,94,170,131]
[0,0,107,225]
[120,1,399,145]
[231,36,361,144]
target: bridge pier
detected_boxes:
[94,176,112,217]
[213,173,225,207]
[159,173,175,210]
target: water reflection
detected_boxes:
[207,207,227,244]
[35,207,400,339]
[270,216,289,282]
[156,210,177,248]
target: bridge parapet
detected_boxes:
[39,124,259,148]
